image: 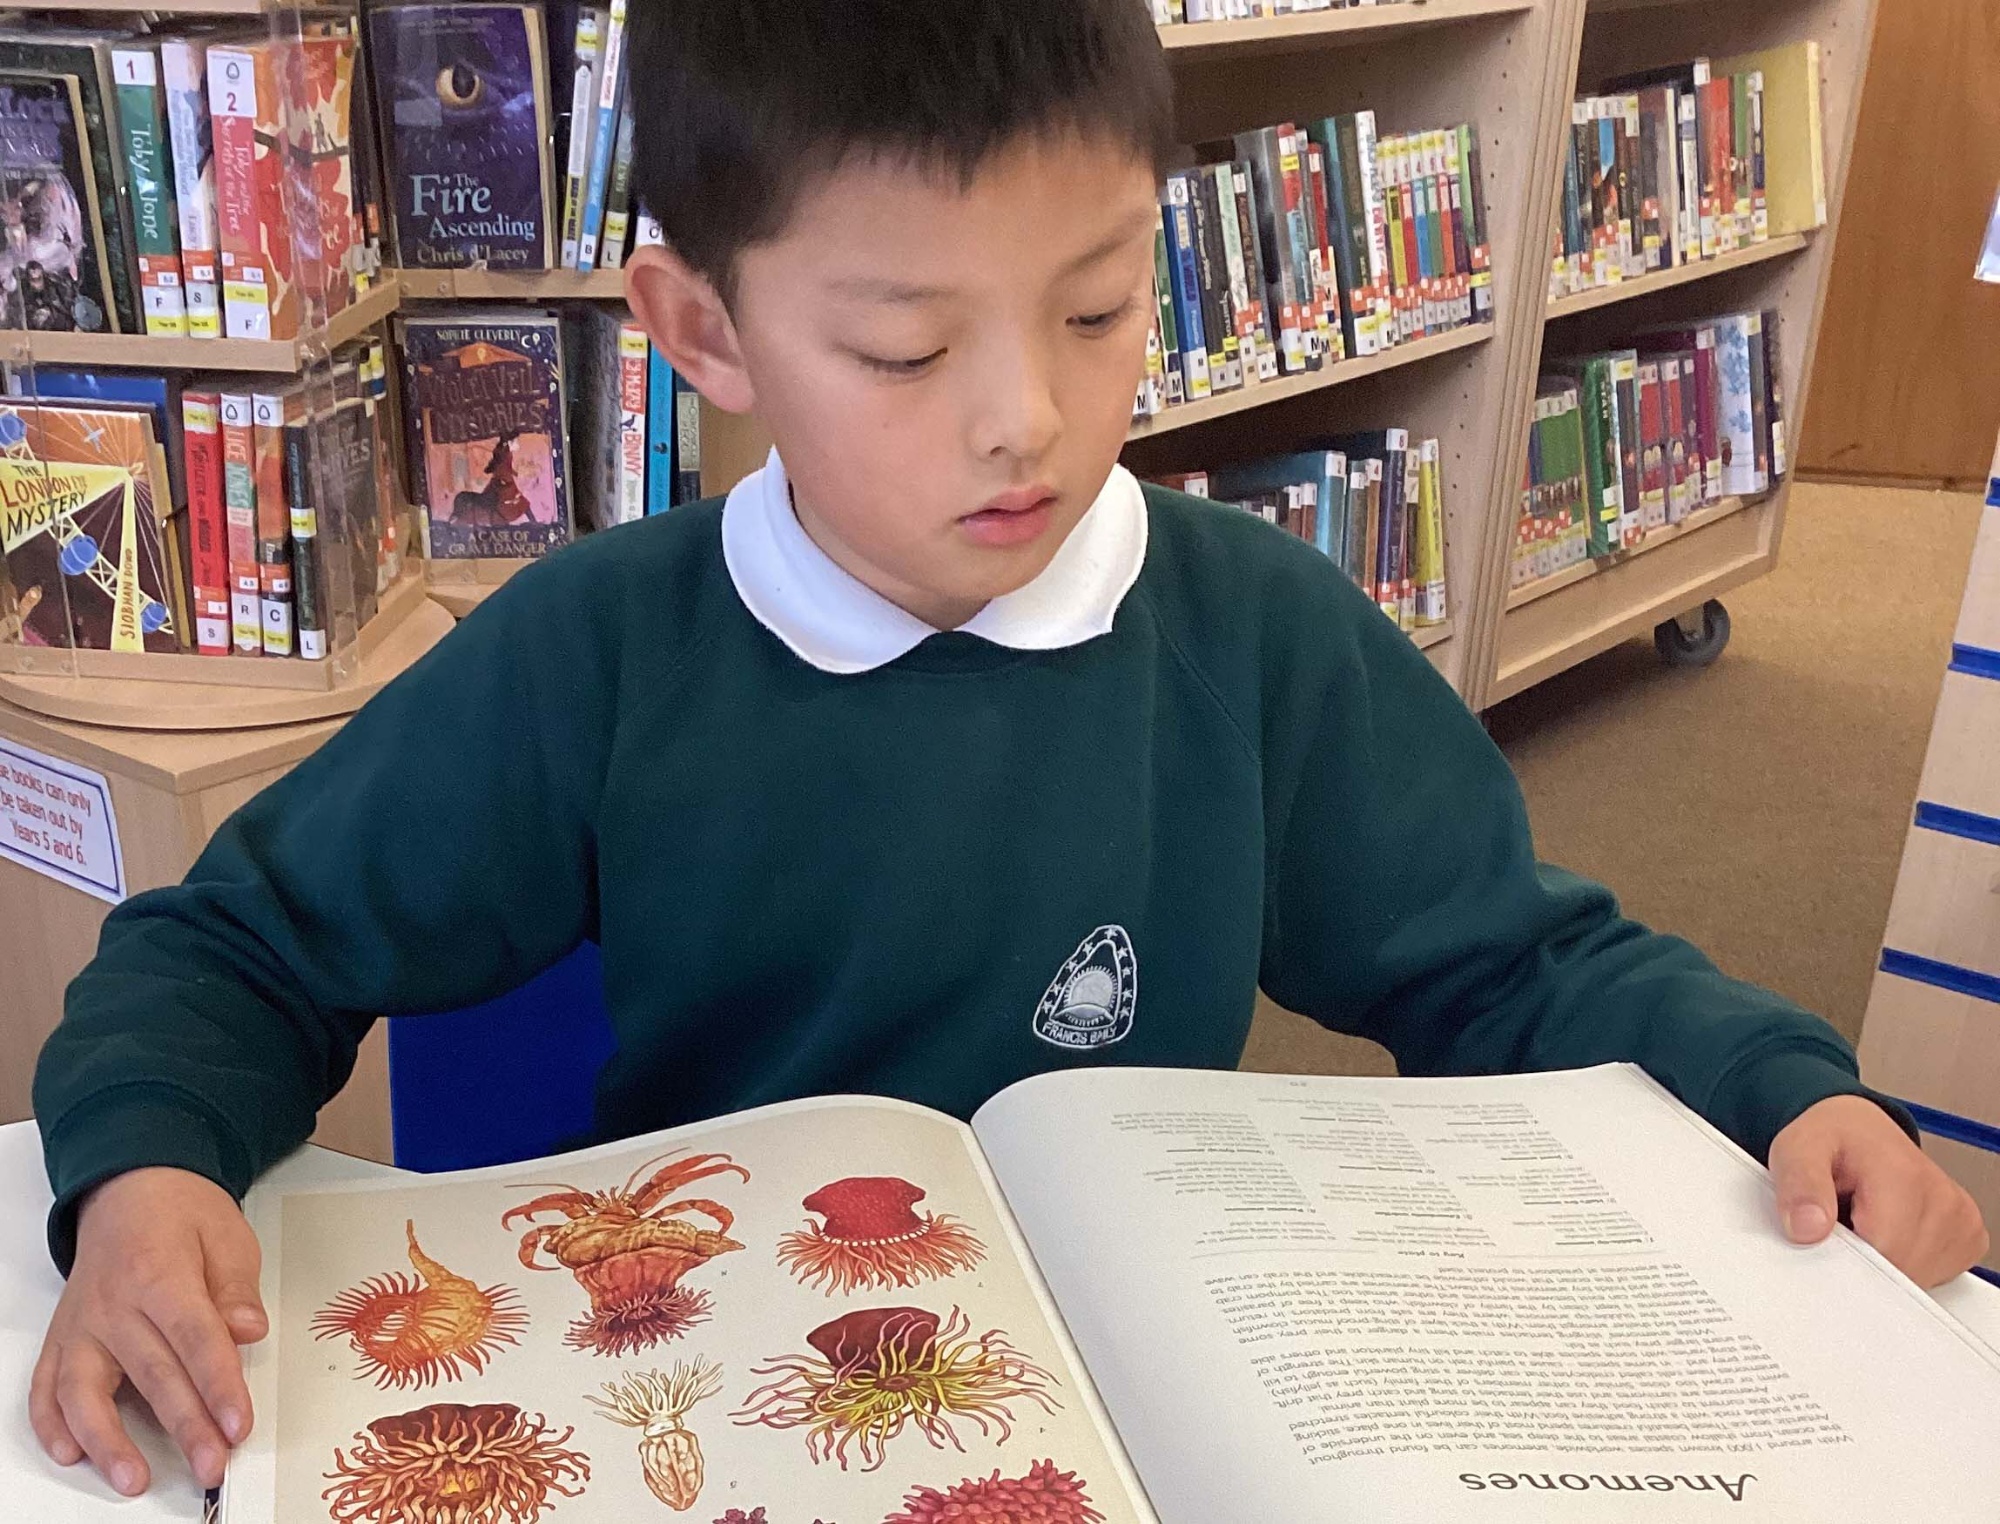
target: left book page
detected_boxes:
[229,1096,1157,1524]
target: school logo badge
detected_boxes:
[1033,925,1137,1050]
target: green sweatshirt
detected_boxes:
[35,487,1894,1270]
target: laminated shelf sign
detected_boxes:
[0,735,123,904]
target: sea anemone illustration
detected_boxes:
[882,1460,1105,1524]
[776,1177,987,1296]
[585,1360,725,1511]
[734,1306,1059,1471]
[503,1150,749,1357]
[311,1221,529,1389]
[322,1402,590,1524]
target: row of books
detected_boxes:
[0,345,402,659]
[399,306,702,562]
[1135,113,1492,421]
[1153,427,1449,632]
[1514,309,1788,591]
[369,1,652,275]
[1550,44,1826,300]
[0,19,380,339]
[1149,1,1416,21]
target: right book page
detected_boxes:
[973,1064,2000,1523]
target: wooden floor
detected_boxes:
[1245,480,1988,1075]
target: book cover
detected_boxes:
[368,4,555,272]
[110,44,187,336]
[317,365,387,636]
[0,71,116,333]
[1711,314,1765,498]
[1714,42,1825,237]
[290,27,361,319]
[0,34,141,331]
[218,390,260,652]
[208,42,296,341]
[645,341,674,515]
[401,312,572,558]
[160,37,220,339]
[0,400,178,652]
[181,390,229,654]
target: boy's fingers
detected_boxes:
[201,1222,268,1346]
[102,1313,230,1490]
[28,1340,84,1466]
[1847,1149,1931,1278]
[53,1337,149,1497]
[145,1283,254,1447]
[1766,1123,1839,1244]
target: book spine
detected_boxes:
[251,391,295,656]
[1675,88,1701,264]
[646,343,675,514]
[181,392,230,655]
[616,323,648,523]
[559,9,603,269]
[1636,93,1663,270]
[112,46,187,338]
[1609,353,1643,547]
[1190,167,1238,390]
[219,392,262,653]
[161,38,220,339]
[1151,214,1186,405]
[1243,129,1304,374]
[1230,164,1277,383]
[1313,123,1363,359]
[598,100,638,269]
[1746,69,1768,242]
[577,0,629,271]
[1379,136,1410,340]
[672,372,702,504]
[1702,76,1733,253]
[208,47,273,340]
[1691,326,1720,501]
[1332,116,1380,355]
[1355,458,1382,598]
[1277,127,1319,367]
[1761,307,1788,480]
[1742,309,1772,491]
[1301,141,1341,363]
[1415,436,1446,625]
[1579,359,1621,557]
[1375,431,1408,619]
[1398,446,1418,629]
[1162,177,1212,399]
[1731,72,1754,249]
[1636,359,1667,533]
[1616,95,1640,278]
[1659,355,1690,523]
[283,411,327,660]
[1210,163,1256,386]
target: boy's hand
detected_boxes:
[29,1167,266,1497]
[1769,1095,1990,1288]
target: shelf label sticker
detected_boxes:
[0,739,125,904]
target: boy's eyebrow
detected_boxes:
[828,209,1161,305]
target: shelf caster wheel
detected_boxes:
[1655,599,1731,668]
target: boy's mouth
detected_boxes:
[960,486,1058,548]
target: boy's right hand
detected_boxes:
[29,1167,266,1497]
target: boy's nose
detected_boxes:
[971,349,1063,464]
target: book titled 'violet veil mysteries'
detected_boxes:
[367,4,554,271]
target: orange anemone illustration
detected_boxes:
[883,1460,1107,1524]
[503,1151,749,1357]
[776,1177,987,1296]
[734,1305,1059,1471]
[322,1402,589,1524]
[311,1220,529,1389]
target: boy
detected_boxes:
[29,0,1986,1499]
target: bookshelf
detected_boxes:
[395,268,628,302]
[1156,0,1538,56]
[1468,0,1880,707]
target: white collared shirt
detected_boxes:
[721,449,1150,675]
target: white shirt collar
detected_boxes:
[721,449,1149,675]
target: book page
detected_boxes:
[231,1095,1156,1524]
[974,1065,2000,1522]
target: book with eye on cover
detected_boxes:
[219,1063,2000,1524]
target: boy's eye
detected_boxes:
[857,348,946,376]
[1071,298,1136,334]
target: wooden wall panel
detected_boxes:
[1797,0,2000,485]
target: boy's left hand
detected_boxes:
[1768,1094,1990,1288]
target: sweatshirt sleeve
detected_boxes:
[1255,579,1912,1163]
[33,560,619,1272]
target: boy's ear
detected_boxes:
[624,245,757,415]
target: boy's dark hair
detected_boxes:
[625,0,1177,300]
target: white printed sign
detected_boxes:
[0,739,125,904]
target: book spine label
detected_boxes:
[599,104,638,269]
[161,39,220,338]
[560,10,603,269]
[672,373,702,505]
[112,48,187,337]
[181,393,230,655]
[219,392,262,653]
[577,0,629,270]
[251,392,294,655]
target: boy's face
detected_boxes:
[634,136,1161,630]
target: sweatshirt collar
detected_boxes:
[721,449,1149,675]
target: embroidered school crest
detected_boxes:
[1033,926,1137,1050]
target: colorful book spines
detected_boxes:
[161,37,220,339]
[560,8,604,270]
[577,0,628,271]
[219,391,262,654]
[251,390,296,656]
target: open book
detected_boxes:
[224,1064,2000,1523]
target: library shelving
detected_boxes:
[394,268,629,303]
[1469,0,1878,707]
